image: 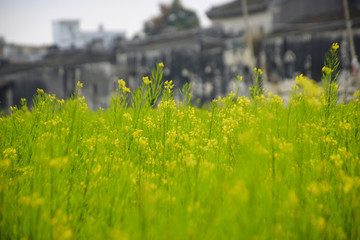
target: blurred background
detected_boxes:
[1,0,360,112]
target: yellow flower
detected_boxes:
[354,90,360,98]
[164,80,174,91]
[158,62,164,68]
[322,66,333,75]
[77,81,83,88]
[143,76,151,85]
[236,75,243,81]
[295,74,322,98]
[122,87,130,93]
[332,42,339,51]
[118,79,130,93]
[118,79,126,88]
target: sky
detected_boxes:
[0,0,229,46]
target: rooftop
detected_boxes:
[206,0,268,20]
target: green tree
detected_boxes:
[144,0,200,36]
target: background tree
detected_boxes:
[144,0,200,36]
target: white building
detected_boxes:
[53,20,125,50]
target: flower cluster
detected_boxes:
[143,76,152,85]
[118,79,130,94]
[253,67,263,75]
[295,74,322,98]
[322,66,333,75]
[164,80,174,92]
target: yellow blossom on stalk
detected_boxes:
[158,100,176,109]
[322,66,333,75]
[354,90,360,98]
[332,42,339,51]
[118,79,126,88]
[143,76,151,85]
[77,81,83,88]
[118,79,130,94]
[164,80,174,91]
[253,67,263,75]
[295,74,322,98]
[158,62,164,68]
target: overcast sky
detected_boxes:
[0,0,229,46]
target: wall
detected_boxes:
[212,10,272,35]
[260,28,360,102]
[0,61,115,111]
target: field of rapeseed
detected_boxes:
[1,44,360,240]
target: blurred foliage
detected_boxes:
[144,0,200,36]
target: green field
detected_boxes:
[1,44,360,240]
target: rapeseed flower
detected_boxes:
[332,42,339,51]
[118,79,130,93]
[253,68,263,75]
[354,90,360,98]
[164,80,174,90]
[143,76,151,85]
[295,74,322,98]
[158,62,164,68]
[322,66,333,75]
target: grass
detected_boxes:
[0,44,360,240]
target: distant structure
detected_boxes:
[1,0,360,113]
[260,0,360,100]
[206,0,273,81]
[206,0,272,36]
[114,27,227,102]
[53,20,125,50]
[0,37,47,64]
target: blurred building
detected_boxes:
[0,47,116,112]
[207,0,272,35]
[53,20,125,50]
[1,0,360,112]
[206,0,273,88]
[114,27,227,102]
[0,27,227,112]
[260,0,360,101]
[0,37,48,64]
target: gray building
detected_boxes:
[0,27,228,112]
[1,0,360,112]
[259,0,360,100]
[0,49,116,112]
